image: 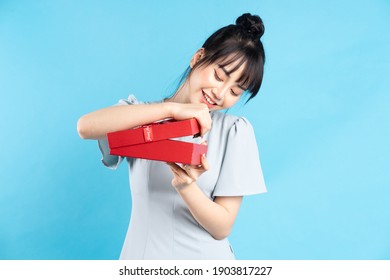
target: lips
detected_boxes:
[201,91,217,108]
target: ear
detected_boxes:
[190,48,205,68]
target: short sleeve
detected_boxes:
[212,117,267,197]
[97,95,139,169]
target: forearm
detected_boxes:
[176,182,242,240]
[77,102,174,139]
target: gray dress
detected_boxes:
[98,95,267,259]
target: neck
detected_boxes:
[165,82,189,103]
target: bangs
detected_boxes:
[196,44,264,99]
[218,52,263,96]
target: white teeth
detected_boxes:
[203,93,216,105]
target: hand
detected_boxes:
[170,103,212,137]
[166,143,209,190]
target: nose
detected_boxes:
[212,87,226,100]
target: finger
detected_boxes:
[200,121,212,137]
[165,162,178,169]
[190,153,209,170]
[168,162,193,178]
[179,163,200,181]
[200,154,209,171]
[182,164,189,170]
[184,167,198,181]
[168,167,191,187]
[166,163,180,176]
[197,110,212,137]
[166,162,184,175]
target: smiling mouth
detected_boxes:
[202,91,217,106]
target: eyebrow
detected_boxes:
[219,65,247,91]
[219,65,231,77]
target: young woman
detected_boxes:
[77,13,267,260]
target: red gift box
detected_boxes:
[107,119,207,165]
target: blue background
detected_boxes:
[1,0,389,260]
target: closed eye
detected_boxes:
[231,89,239,97]
[214,70,223,82]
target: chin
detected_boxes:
[209,106,223,112]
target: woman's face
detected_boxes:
[186,56,247,111]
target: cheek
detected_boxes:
[194,68,214,85]
[223,96,240,109]
[188,73,202,89]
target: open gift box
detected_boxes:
[107,119,207,165]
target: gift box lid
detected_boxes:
[107,118,201,149]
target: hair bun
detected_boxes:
[236,13,265,40]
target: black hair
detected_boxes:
[183,13,266,102]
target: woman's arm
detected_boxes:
[166,158,242,240]
[77,102,212,140]
[178,184,242,240]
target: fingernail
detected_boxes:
[193,132,201,138]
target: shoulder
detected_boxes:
[210,111,254,133]
[116,94,164,106]
[116,94,140,105]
